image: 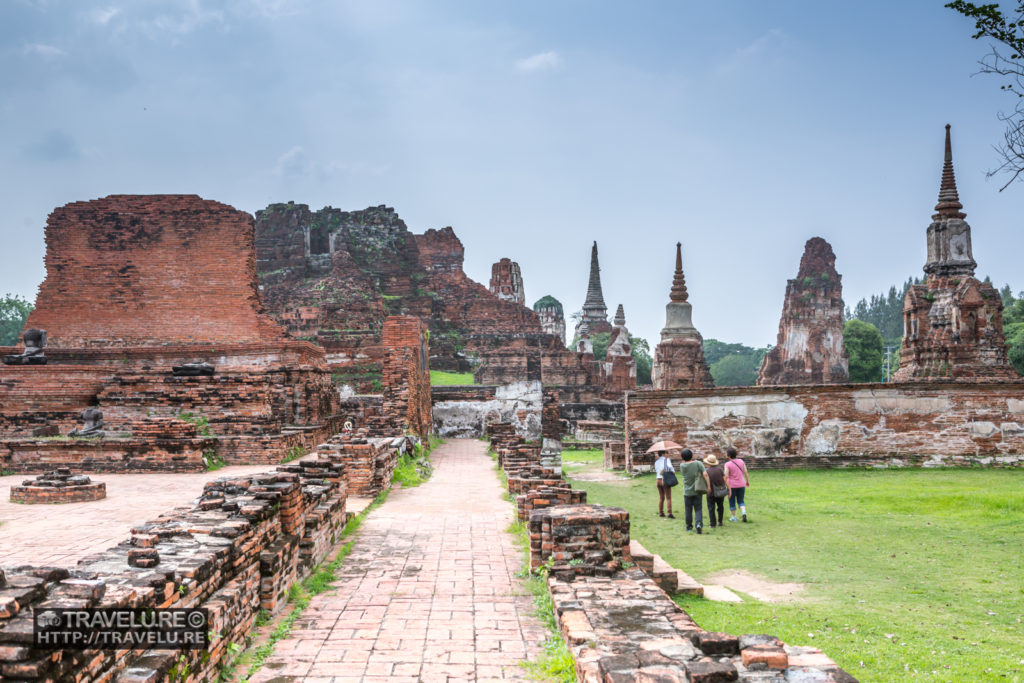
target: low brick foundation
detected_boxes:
[528,503,630,575]
[9,469,106,504]
[515,485,586,522]
[551,571,855,682]
[0,457,348,682]
[315,433,400,496]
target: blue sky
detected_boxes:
[2,1,1023,348]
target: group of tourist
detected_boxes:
[652,443,749,533]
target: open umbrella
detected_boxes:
[645,440,682,454]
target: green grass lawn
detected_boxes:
[429,370,475,385]
[566,467,1024,682]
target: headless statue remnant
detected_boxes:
[68,408,105,438]
[2,329,47,365]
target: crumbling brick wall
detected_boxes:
[626,382,1024,469]
[0,459,347,682]
[381,315,431,440]
[26,195,287,348]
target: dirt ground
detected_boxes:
[703,569,806,603]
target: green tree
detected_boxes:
[631,336,653,386]
[709,352,764,387]
[703,339,770,387]
[844,319,884,383]
[1001,288,1024,375]
[0,294,33,346]
[947,1,1024,189]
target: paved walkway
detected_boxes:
[250,438,546,682]
[0,465,276,567]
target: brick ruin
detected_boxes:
[602,304,637,393]
[0,459,349,681]
[486,420,854,682]
[894,126,1018,382]
[652,243,713,390]
[489,257,525,305]
[625,382,1024,470]
[533,295,566,345]
[0,195,341,472]
[253,203,543,380]
[758,237,849,385]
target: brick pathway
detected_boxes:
[0,466,277,567]
[250,438,546,682]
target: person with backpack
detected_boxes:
[654,449,677,519]
[703,453,729,529]
[679,449,711,534]
[724,447,750,522]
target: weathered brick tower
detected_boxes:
[894,125,1019,381]
[652,243,713,389]
[758,237,849,385]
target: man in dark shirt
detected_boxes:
[679,449,711,534]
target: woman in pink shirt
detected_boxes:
[724,447,750,522]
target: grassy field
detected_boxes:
[429,370,474,385]
[565,462,1024,682]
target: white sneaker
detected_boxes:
[729,516,738,522]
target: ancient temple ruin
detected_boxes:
[0,195,341,471]
[652,243,713,389]
[893,126,1019,382]
[489,257,525,305]
[254,203,542,379]
[601,304,637,392]
[533,295,566,345]
[575,241,613,338]
[758,237,849,385]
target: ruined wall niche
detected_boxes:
[758,237,849,385]
[489,257,526,306]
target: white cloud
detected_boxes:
[89,6,120,25]
[275,147,387,178]
[22,43,67,59]
[515,50,562,73]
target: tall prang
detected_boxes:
[758,237,849,385]
[575,241,613,338]
[652,243,713,389]
[893,125,1019,382]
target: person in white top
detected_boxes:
[654,452,676,519]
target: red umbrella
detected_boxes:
[646,440,682,454]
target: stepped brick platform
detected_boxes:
[0,458,348,682]
[9,468,106,504]
[628,540,703,596]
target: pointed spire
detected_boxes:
[583,241,606,309]
[934,124,966,220]
[669,242,689,302]
[614,304,626,326]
